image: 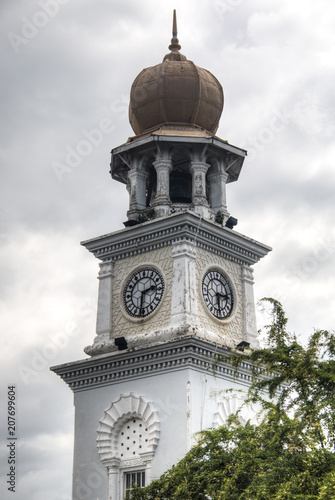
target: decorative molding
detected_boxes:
[98,261,114,278]
[51,337,256,393]
[119,457,149,468]
[207,171,229,183]
[213,395,260,427]
[84,321,242,356]
[241,265,255,285]
[111,131,246,187]
[136,170,150,182]
[106,458,121,469]
[97,393,160,463]
[171,241,197,259]
[81,212,271,267]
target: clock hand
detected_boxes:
[216,292,227,306]
[143,285,156,294]
[140,285,156,314]
[140,291,144,312]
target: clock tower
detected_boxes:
[52,12,271,500]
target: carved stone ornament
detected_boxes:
[97,393,160,464]
[213,394,261,427]
[119,456,153,469]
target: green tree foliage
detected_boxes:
[243,298,335,451]
[130,299,335,500]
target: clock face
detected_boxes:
[202,269,234,320]
[123,268,164,318]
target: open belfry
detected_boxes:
[52,11,271,500]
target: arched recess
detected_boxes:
[213,395,260,428]
[169,148,192,204]
[97,393,160,463]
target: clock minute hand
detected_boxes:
[140,290,144,312]
[143,284,156,294]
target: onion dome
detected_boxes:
[129,10,224,136]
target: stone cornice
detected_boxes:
[50,337,256,393]
[112,131,246,159]
[81,212,271,266]
[111,132,246,186]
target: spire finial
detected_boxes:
[172,9,178,40]
[169,9,181,52]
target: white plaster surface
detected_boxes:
[71,363,253,500]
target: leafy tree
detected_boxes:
[243,298,335,451]
[130,299,335,500]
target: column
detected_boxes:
[140,451,155,484]
[152,159,172,217]
[170,241,197,327]
[241,266,258,348]
[107,459,120,500]
[207,167,229,213]
[127,169,148,213]
[190,162,210,216]
[95,261,114,343]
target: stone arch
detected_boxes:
[97,393,160,463]
[170,148,193,204]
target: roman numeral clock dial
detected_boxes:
[123,268,164,318]
[202,269,234,320]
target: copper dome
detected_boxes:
[129,12,224,136]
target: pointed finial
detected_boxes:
[164,9,186,61]
[169,9,181,52]
[172,9,178,40]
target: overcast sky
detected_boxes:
[1,0,335,498]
